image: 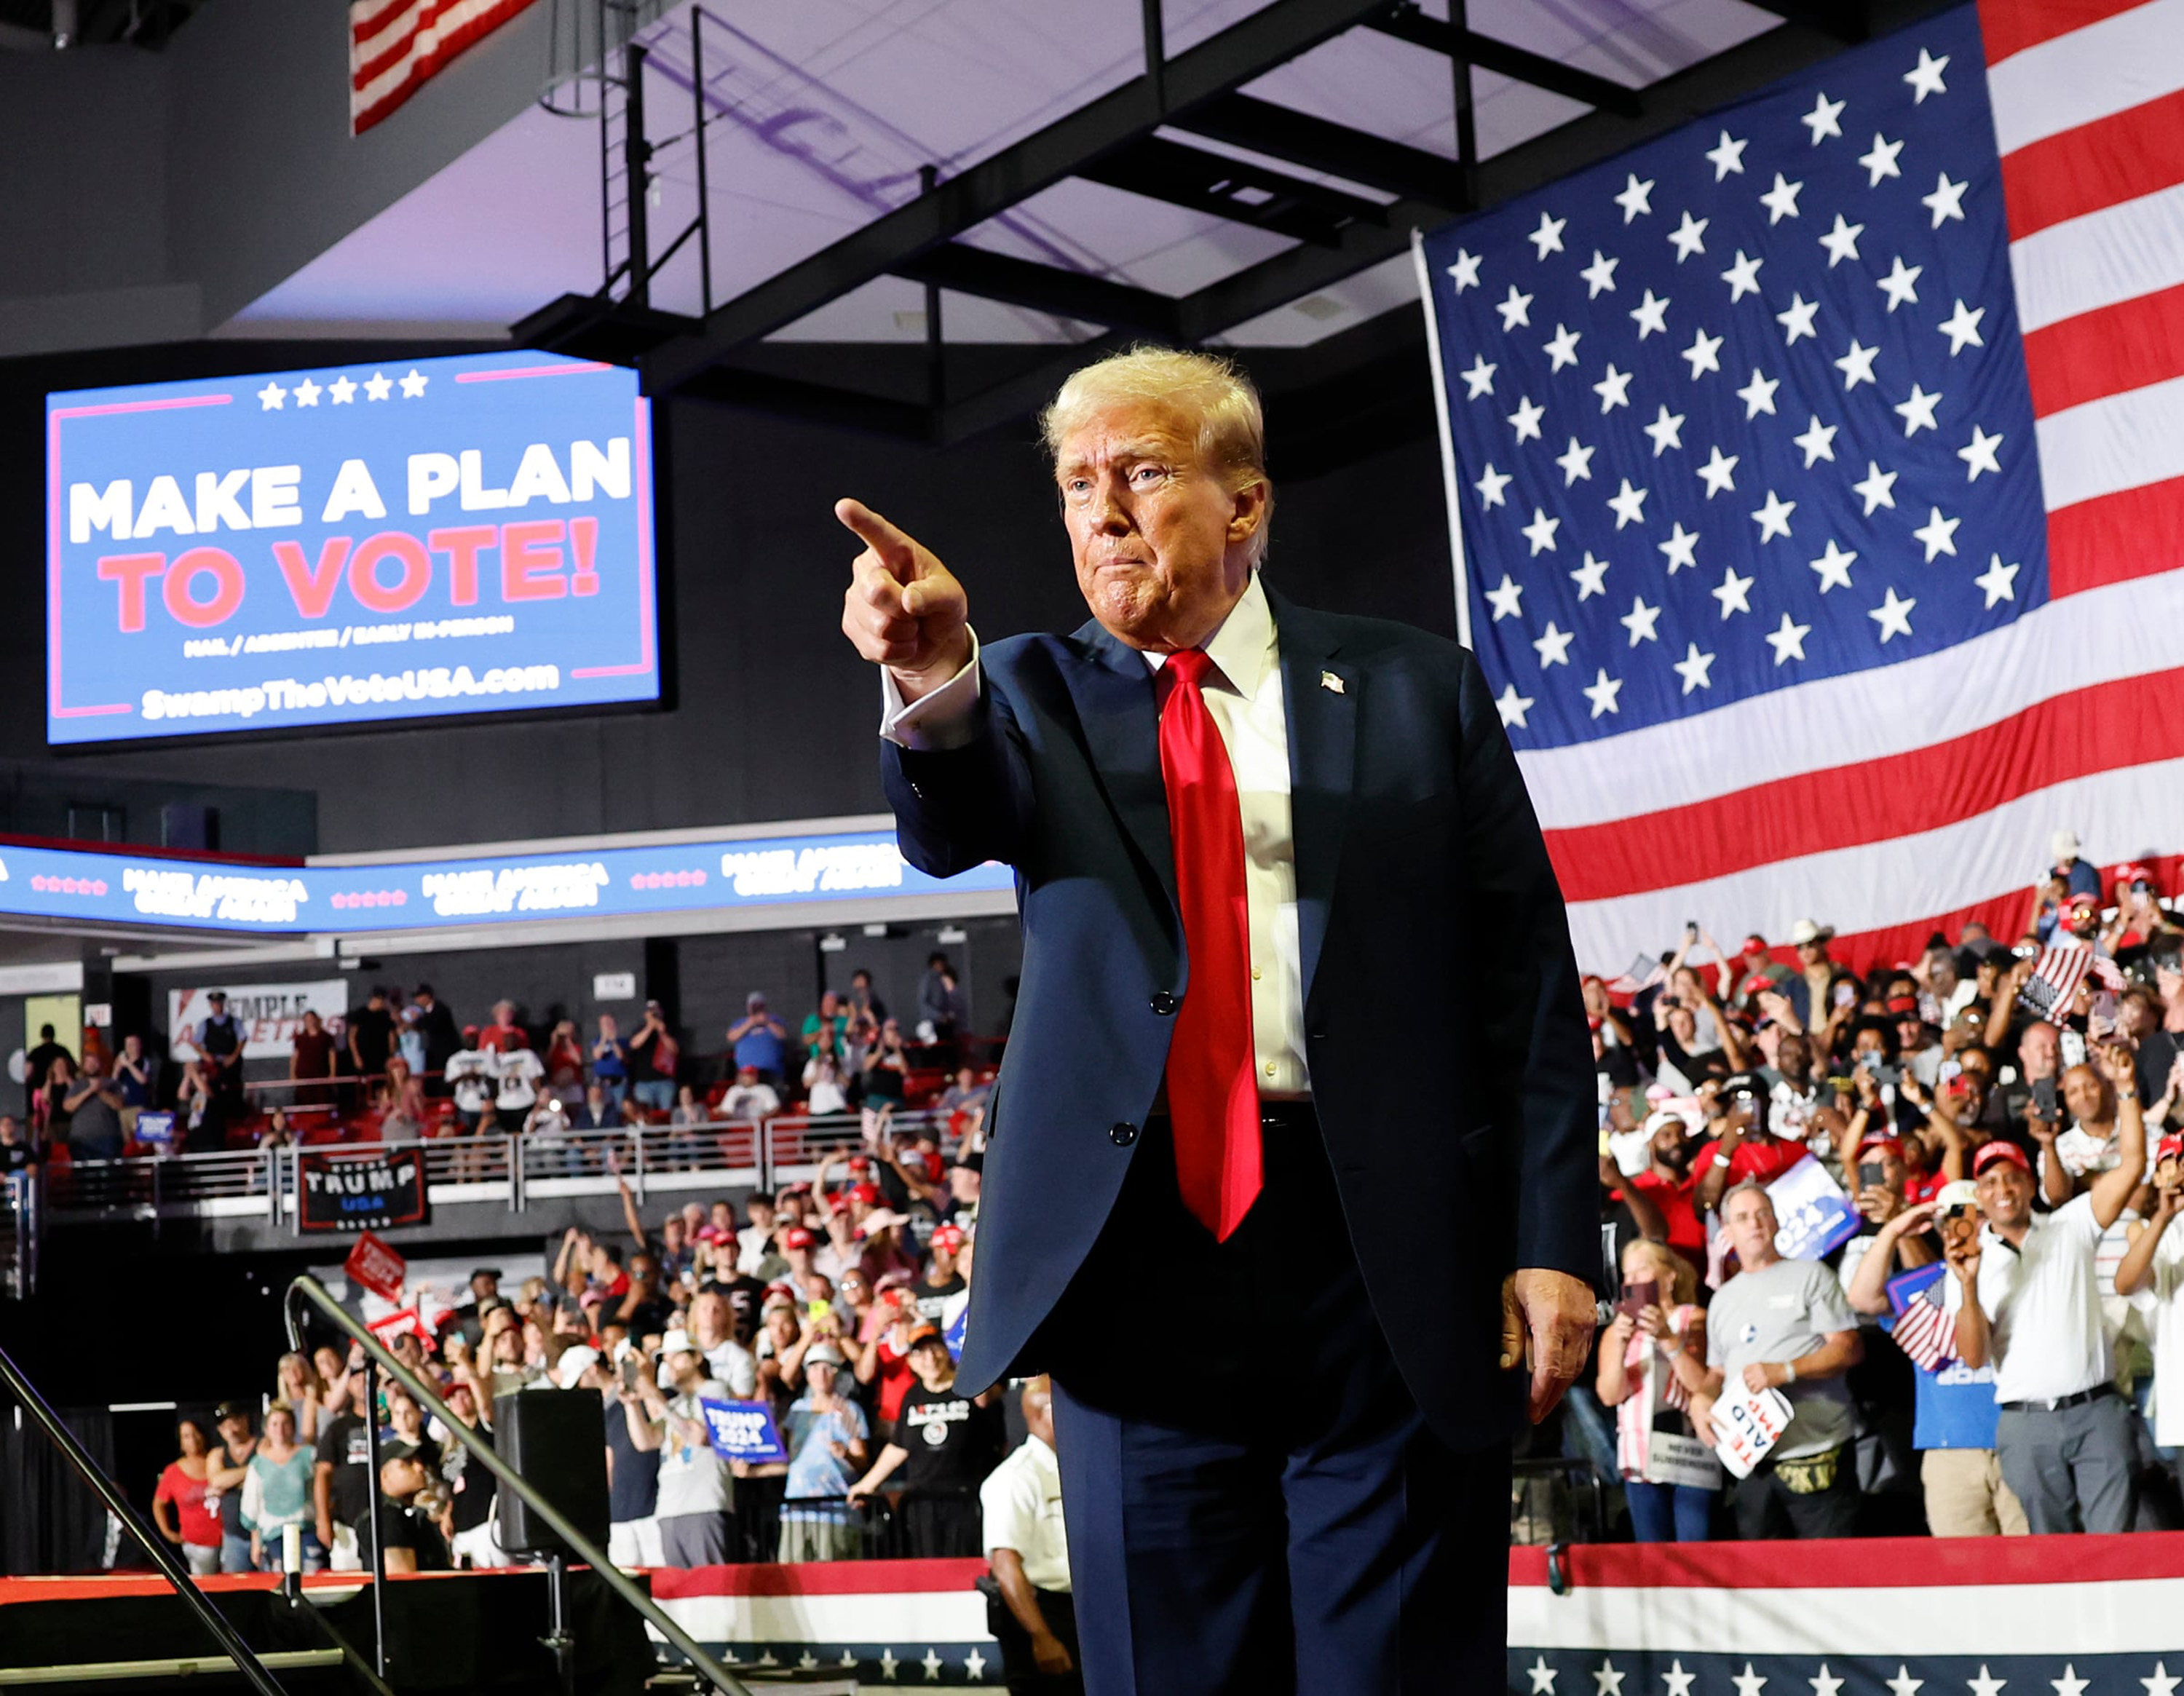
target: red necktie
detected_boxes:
[1156,647,1262,1240]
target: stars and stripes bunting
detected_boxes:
[1417,0,2184,975]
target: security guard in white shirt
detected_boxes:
[978,1378,1077,1695]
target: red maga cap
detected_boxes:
[1973,1141,2032,1176]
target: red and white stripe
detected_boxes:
[1537,0,2184,975]
[349,0,538,136]
[1890,1292,1955,1372]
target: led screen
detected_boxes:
[46,349,657,744]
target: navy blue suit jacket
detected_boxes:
[881,585,1597,1449]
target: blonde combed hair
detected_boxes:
[1039,345,1274,565]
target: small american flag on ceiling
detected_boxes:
[349,0,539,136]
[1417,0,2184,974]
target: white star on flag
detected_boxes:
[1495,683,1534,727]
[1975,554,2019,605]
[1768,611,1812,662]
[2144,1663,2181,1696]
[1753,489,1797,540]
[1522,507,1562,553]
[879,1648,900,1679]
[1705,132,1747,180]
[1938,298,1986,353]
[1557,437,1597,485]
[963,1649,988,1681]
[1614,175,1654,223]
[1621,595,1663,645]
[1534,622,1575,667]
[1912,505,1960,559]
[1819,213,1864,266]
[1870,585,1917,641]
[1836,338,1880,389]
[1486,574,1525,620]
[1543,324,1583,370]
[1712,564,1755,617]
[1733,1664,1768,1696]
[293,378,322,407]
[1682,328,1725,378]
[2052,1669,2089,1696]
[1462,355,1497,398]
[1594,1659,1626,1695]
[1673,641,1716,692]
[1594,364,1635,412]
[1859,132,1903,184]
[1894,381,1942,435]
[1802,91,1845,143]
[1776,293,1819,344]
[1736,368,1780,419]
[1527,1654,1559,1693]
[1662,1661,1696,1696]
[921,1646,944,1679]
[1529,212,1567,258]
[1697,445,1739,496]
[1658,522,1700,572]
[1508,396,1546,442]
[363,370,394,401]
[1475,463,1511,507]
[1810,1665,1845,1696]
[397,368,429,398]
[1885,1667,1923,1696]
[1959,424,2003,479]
[1447,249,1481,290]
[1878,255,1924,312]
[1497,285,1534,330]
[1721,250,1765,302]
[1923,172,1969,227]
[1608,478,1650,528]
[1643,405,1686,454]
[1758,172,1804,223]
[1630,289,1671,338]
[328,374,357,404]
[1793,415,1837,466]
[1811,539,1859,590]
[1904,46,1950,103]
[1964,1666,2004,1696]
[1669,211,1709,261]
[1571,551,1610,598]
[256,379,288,411]
[1581,250,1621,297]
[1853,460,1899,512]
[1581,667,1623,718]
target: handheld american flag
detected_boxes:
[1419,1,2184,973]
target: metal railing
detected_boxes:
[38,1109,950,1230]
[1,1170,34,1296]
[284,1273,751,1695]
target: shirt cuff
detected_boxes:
[879,629,981,751]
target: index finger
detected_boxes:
[835,499,914,576]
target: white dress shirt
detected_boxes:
[1946,1193,2115,1403]
[979,1433,1071,1591]
[881,571,1310,1097]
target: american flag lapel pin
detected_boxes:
[1319,670,1345,694]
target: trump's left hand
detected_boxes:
[1500,1269,1599,1423]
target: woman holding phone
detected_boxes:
[1597,1237,1719,1542]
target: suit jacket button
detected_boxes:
[1109,1122,1137,1146]
[1150,991,1177,1016]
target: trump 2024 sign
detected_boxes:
[45,349,657,745]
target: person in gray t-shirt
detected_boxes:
[1701,1181,1865,1538]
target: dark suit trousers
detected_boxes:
[1045,1106,1510,1696]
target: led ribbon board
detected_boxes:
[47,350,657,743]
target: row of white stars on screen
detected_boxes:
[256,370,427,409]
[746,1644,983,1680]
[1457,287,1982,389]
[1449,176,1966,317]
[1524,1655,2175,1695]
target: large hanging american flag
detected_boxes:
[349,0,539,136]
[1419,0,2184,975]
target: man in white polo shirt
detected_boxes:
[980,1378,1077,1695]
[1951,1042,2147,1534]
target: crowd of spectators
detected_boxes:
[8,954,996,1171]
[1582,831,2184,1542]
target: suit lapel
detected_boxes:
[1061,622,1180,920]
[1268,588,1356,1004]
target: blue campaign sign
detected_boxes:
[699,1398,788,1465]
[0,826,1014,936]
[46,349,657,745]
[1767,1155,1862,1262]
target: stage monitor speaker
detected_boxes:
[493,1390,611,1558]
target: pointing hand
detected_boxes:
[836,499,970,700]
